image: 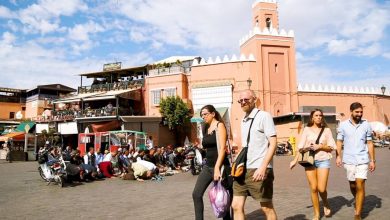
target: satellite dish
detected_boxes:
[15,111,23,120]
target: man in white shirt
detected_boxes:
[231,90,278,220]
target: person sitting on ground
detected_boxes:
[99,151,115,178]
[130,161,154,182]
[146,136,153,150]
[102,150,120,176]
[62,145,72,161]
[83,147,98,180]
[142,149,153,162]
[136,157,159,175]
[67,150,85,181]
[120,150,131,169]
[95,148,104,165]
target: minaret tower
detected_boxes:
[252,0,279,30]
[240,0,298,116]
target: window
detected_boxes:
[165,88,176,97]
[22,107,26,111]
[9,112,15,119]
[266,17,272,29]
[151,90,161,106]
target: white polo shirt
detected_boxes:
[241,108,276,169]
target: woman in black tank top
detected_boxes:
[192,104,231,220]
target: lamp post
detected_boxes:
[246,77,252,89]
[380,85,386,95]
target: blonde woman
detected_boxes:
[290,109,336,220]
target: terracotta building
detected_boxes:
[51,0,389,149]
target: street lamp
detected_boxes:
[380,85,386,95]
[246,77,252,89]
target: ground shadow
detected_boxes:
[284,214,310,220]
[246,209,309,220]
[361,195,382,219]
[323,195,350,217]
[282,196,350,219]
[245,209,265,220]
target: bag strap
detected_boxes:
[215,122,228,175]
[245,110,260,148]
[315,127,325,144]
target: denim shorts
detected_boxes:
[314,159,331,168]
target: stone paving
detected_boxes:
[0,148,389,220]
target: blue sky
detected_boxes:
[0,0,389,91]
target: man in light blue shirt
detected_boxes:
[336,102,376,220]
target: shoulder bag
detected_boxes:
[297,127,325,167]
[231,110,260,179]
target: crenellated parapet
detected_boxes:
[239,27,294,46]
[298,83,389,96]
[252,0,277,8]
[192,54,256,66]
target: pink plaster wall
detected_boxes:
[298,92,390,124]
[145,73,189,117]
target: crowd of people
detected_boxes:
[39,139,198,184]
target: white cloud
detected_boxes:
[357,43,382,57]
[1,32,16,44]
[68,21,105,42]
[327,39,357,55]
[110,0,252,55]
[279,0,390,56]
[0,5,14,18]
[383,52,390,59]
[17,0,88,34]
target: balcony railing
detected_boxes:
[148,66,186,76]
[78,80,143,94]
[33,107,118,122]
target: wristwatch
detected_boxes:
[370,160,376,163]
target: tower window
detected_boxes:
[274,63,278,73]
[266,17,271,29]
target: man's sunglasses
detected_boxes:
[237,98,251,104]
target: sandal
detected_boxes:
[324,207,332,217]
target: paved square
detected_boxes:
[0,148,389,220]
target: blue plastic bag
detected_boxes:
[208,180,231,218]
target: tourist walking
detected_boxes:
[192,104,232,220]
[231,90,278,220]
[290,109,335,220]
[336,102,376,220]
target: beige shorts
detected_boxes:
[344,164,368,181]
[233,168,274,202]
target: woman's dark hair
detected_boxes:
[306,108,328,128]
[200,104,224,135]
[350,102,363,111]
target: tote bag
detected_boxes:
[297,127,325,167]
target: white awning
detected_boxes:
[58,122,78,135]
[53,92,103,103]
[83,88,140,101]
[36,124,49,133]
